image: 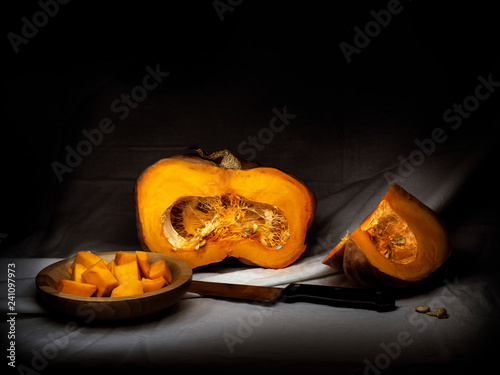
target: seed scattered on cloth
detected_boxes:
[436,307,449,319]
[415,305,449,319]
[415,305,430,313]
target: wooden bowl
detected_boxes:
[36,251,192,321]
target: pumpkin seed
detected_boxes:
[423,307,449,319]
[436,307,449,319]
[249,223,258,234]
[242,222,257,236]
[415,305,430,313]
[390,233,406,246]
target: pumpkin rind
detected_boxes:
[135,154,316,269]
[323,183,451,288]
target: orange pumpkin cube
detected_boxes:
[111,279,144,297]
[71,263,87,283]
[141,277,167,293]
[106,259,116,274]
[136,251,150,278]
[57,279,97,297]
[149,259,172,284]
[81,260,119,297]
[113,261,140,285]
[114,251,137,265]
[67,251,106,275]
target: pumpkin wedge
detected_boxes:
[135,149,316,269]
[323,183,451,288]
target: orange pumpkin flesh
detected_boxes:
[110,279,144,298]
[142,277,167,293]
[60,251,170,297]
[81,260,119,297]
[57,279,97,297]
[323,183,451,288]
[135,153,316,269]
[149,259,173,284]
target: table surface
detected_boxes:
[2,249,499,374]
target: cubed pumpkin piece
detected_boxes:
[57,279,97,297]
[114,251,137,265]
[67,251,107,275]
[107,259,116,274]
[71,263,87,283]
[113,261,140,285]
[149,259,172,284]
[141,276,167,293]
[136,251,150,278]
[81,260,119,297]
[110,279,144,297]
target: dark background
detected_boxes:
[2,1,500,374]
[2,0,500,260]
[2,0,499,259]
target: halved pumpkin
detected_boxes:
[135,150,316,269]
[323,183,451,288]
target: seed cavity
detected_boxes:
[363,200,417,264]
[161,194,290,251]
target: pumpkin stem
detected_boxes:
[194,148,242,169]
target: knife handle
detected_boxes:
[279,283,395,312]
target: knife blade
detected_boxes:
[189,280,395,312]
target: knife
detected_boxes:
[189,281,396,312]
